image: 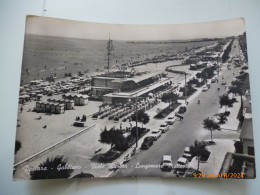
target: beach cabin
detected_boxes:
[56,104,65,114]
[46,103,51,113]
[40,102,46,112]
[62,93,75,100]
[65,100,74,110]
[74,94,89,106]
[50,103,56,113]
[35,102,41,112]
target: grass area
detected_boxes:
[96,128,149,163]
[154,102,181,119]
[178,89,197,100]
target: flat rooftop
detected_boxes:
[93,70,163,84]
[104,77,170,98]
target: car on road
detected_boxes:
[211,78,216,83]
[150,130,162,140]
[166,115,176,125]
[159,122,170,133]
[141,136,154,150]
[178,106,187,114]
[161,155,173,171]
[221,80,227,85]
[202,86,208,91]
[174,157,189,176]
[183,147,192,161]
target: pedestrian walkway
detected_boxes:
[188,139,236,176]
[218,94,241,131]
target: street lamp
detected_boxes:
[181,71,188,105]
[130,95,142,148]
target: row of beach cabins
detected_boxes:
[35,94,89,114]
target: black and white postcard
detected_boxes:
[13,16,255,180]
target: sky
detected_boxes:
[25,16,246,41]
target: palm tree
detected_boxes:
[219,95,230,111]
[30,156,73,179]
[216,113,228,124]
[203,117,220,142]
[190,140,207,172]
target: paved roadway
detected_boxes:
[112,39,241,177]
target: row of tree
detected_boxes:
[190,69,249,172]
[196,66,217,81]
[222,39,234,63]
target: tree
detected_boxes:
[242,66,248,70]
[190,140,207,171]
[197,66,216,80]
[131,110,150,128]
[228,85,243,105]
[30,156,73,179]
[161,92,178,105]
[187,78,199,86]
[228,85,242,96]
[99,127,127,151]
[203,118,220,142]
[99,126,114,149]
[219,95,230,111]
[15,140,22,154]
[180,84,196,97]
[231,80,242,87]
[215,113,228,124]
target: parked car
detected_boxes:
[178,106,187,114]
[202,86,208,91]
[166,115,176,125]
[174,157,188,176]
[161,155,173,171]
[211,78,216,83]
[141,136,154,149]
[183,147,192,161]
[221,80,227,85]
[159,122,169,133]
[150,130,162,140]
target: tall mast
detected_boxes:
[107,33,114,73]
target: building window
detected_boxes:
[248,146,255,156]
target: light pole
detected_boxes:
[135,97,138,148]
[181,71,188,105]
[131,95,142,148]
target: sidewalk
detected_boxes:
[188,139,236,176]
[218,94,241,131]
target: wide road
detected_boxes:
[112,39,241,177]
